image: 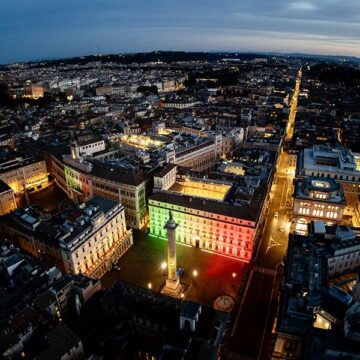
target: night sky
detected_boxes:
[1,0,359,64]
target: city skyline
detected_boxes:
[1,2,360,357]
[1,0,360,64]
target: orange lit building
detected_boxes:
[0,150,49,195]
[149,177,263,262]
[0,196,132,279]
[0,179,16,215]
[24,83,45,99]
[292,177,346,235]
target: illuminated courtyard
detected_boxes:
[101,230,245,307]
[116,134,166,149]
[169,178,231,200]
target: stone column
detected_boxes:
[162,211,182,296]
[165,211,178,282]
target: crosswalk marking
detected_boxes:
[266,235,282,254]
[253,266,277,276]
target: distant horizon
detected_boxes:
[2,49,360,66]
[1,0,359,65]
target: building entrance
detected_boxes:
[194,236,200,248]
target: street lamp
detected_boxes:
[232,272,237,278]
[161,261,167,270]
[192,270,198,277]
[148,282,152,290]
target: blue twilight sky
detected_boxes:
[1,0,360,64]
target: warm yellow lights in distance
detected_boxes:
[314,313,331,330]
[192,270,198,277]
[120,134,163,149]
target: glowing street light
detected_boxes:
[232,272,237,278]
[148,282,152,289]
[161,261,167,270]
[192,270,198,277]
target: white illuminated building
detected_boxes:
[292,176,346,235]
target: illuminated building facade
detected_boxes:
[175,137,222,171]
[0,196,132,279]
[167,129,222,170]
[0,179,16,215]
[298,145,360,206]
[149,178,259,262]
[274,221,360,359]
[292,177,346,234]
[0,151,49,195]
[51,147,148,230]
[24,83,44,99]
[59,197,132,278]
[153,164,177,192]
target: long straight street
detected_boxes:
[225,68,302,359]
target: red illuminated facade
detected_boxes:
[149,192,258,262]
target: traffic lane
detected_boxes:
[256,178,290,267]
[228,271,275,358]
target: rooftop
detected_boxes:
[154,163,177,178]
[149,186,263,223]
[35,324,82,360]
[301,145,359,173]
[0,196,123,250]
[294,176,346,204]
[90,160,150,186]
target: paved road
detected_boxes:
[224,68,302,359]
[227,269,275,358]
[255,174,292,269]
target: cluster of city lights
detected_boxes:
[120,134,164,149]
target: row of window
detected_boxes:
[310,171,359,182]
[298,207,338,219]
[328,257,360,273]
[72,216,124,254]
[151,216,252,233]
[93,181,118,194]
[314,193,327,199]
[299,202,339,210]
[120,189,136,197]
[80,142,103,149]
[150,206,253,226]
[152,227,252,247]
[75,238,131,274]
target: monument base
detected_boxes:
[161,278,183,297]
[159,278,192,299]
